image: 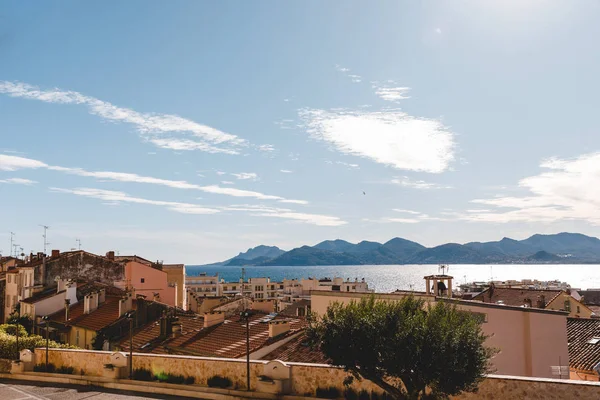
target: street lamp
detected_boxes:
[239,310,252,391]
[41,315,49,371]
[125,311,135,379]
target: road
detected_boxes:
[0,380,196,400]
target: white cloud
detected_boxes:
[0,81,245,154]
[335,65,350,73]
[347,74,362,83]
[51,187,220,215]
[435,28,442,34]
[392,208,422,215]
[0,154,308,204]
[0,154,47,171]
[385,218,421,223]
[52,188,342,226]
[257,144,275,152]
[300,108,455,173]
[221,181,234,185]
[231,172,257,180]
[280,169,293,173]
[464,152,600,224]
[335,65,361,83]
[391,176,452,189]
[0,177,37,185]
[374,87,411,102]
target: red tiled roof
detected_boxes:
[580,290,600,306]
[473,287,563,308]
[172,313,306,358]
[49,295,125,331]
[263,333,329,364]
[567,317,600,372]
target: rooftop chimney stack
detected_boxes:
[106,251,115,260]
[203,311,225,328]
[65,299,71,321]
[268,320,291,338]
[51,249,60,258]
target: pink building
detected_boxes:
[119,260,177,307]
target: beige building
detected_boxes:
[163,264,186,309]
[311,287,570,379]
[4,265,37,321]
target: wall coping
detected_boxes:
[485,374,600,386]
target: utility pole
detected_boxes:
[40,225,50,255]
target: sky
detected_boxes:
[1,1,600,264]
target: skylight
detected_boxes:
[587,337,600,345]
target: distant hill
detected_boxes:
[261,246,362,266]
[200,232,600,266]
[526,251,562,263]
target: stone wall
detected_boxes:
[33,349,600,398]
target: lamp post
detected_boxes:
[125,311,135,379]
[41,315,49,371]
[240,310,251,391]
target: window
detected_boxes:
[7,275,10,283]
[141,278,145,283]
[577,305,580,313]
[347,286,350,292]
[232,286,237,290]
[75,330,80,347]
[564,300,571,312]
[254,285,264,292]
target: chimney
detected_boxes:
[106,251,115,260]
[536,295,546,308]
[84,294,92,314]
[268,320,290,338]
[65,299,71,321]
[119,293,133,316]
[98,289,106,304]
[172,322,182,338]
[57,279,67,293]
[524,298,532,308]
[203,311,225,328]
[51,249,60,258]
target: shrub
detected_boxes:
[344,387,358,400]
[33,363,56,373]
[56,365,75,375]
[184,376,195,385]
[156,372,186,384]
[132,368,154,381]
[316,386,341,399]
[0,326,76,360]
[0,324,28,337]
[207,375,232,389]
[358,389,370,400]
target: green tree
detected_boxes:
[306,296,494,400]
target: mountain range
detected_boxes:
[202,233,600,266]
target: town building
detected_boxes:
[310,275,570,380]
[567,317,600,381]
[472,286,594,318]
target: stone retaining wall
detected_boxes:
[33,348,600,399]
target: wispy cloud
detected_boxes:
[325,160,360,169]
[0,177,37,185]
[0,154,47,171]
[231,172,258,180]
[335,65,361,83]
[392,208,422,215]
[52,189,341,226]
[221,181,234,185]
[280,169,293,174]
[300,108,455,173]
[1,154,308,204]
[51,187,220,215]
[0,81,246,154]
[257,144,275,152]
[463,152,600,225]
[391,176,452,189]
[374,86,411,102]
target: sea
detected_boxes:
[185,264,600,292]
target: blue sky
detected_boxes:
[1,1,600,263]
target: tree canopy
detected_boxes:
[307,296,494,399]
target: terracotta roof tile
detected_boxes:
[567,317,600,372]
[473,287,563,308]
[263,333,329,364]
[50,295,125,331]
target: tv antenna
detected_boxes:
[10,232,15,257]
[13,244,19,258]
[76,238,81,251]
[40,225,50,254]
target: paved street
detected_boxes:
[0,380,195,400]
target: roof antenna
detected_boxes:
[40,225,50,254]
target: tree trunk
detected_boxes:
[362,374,406,399]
